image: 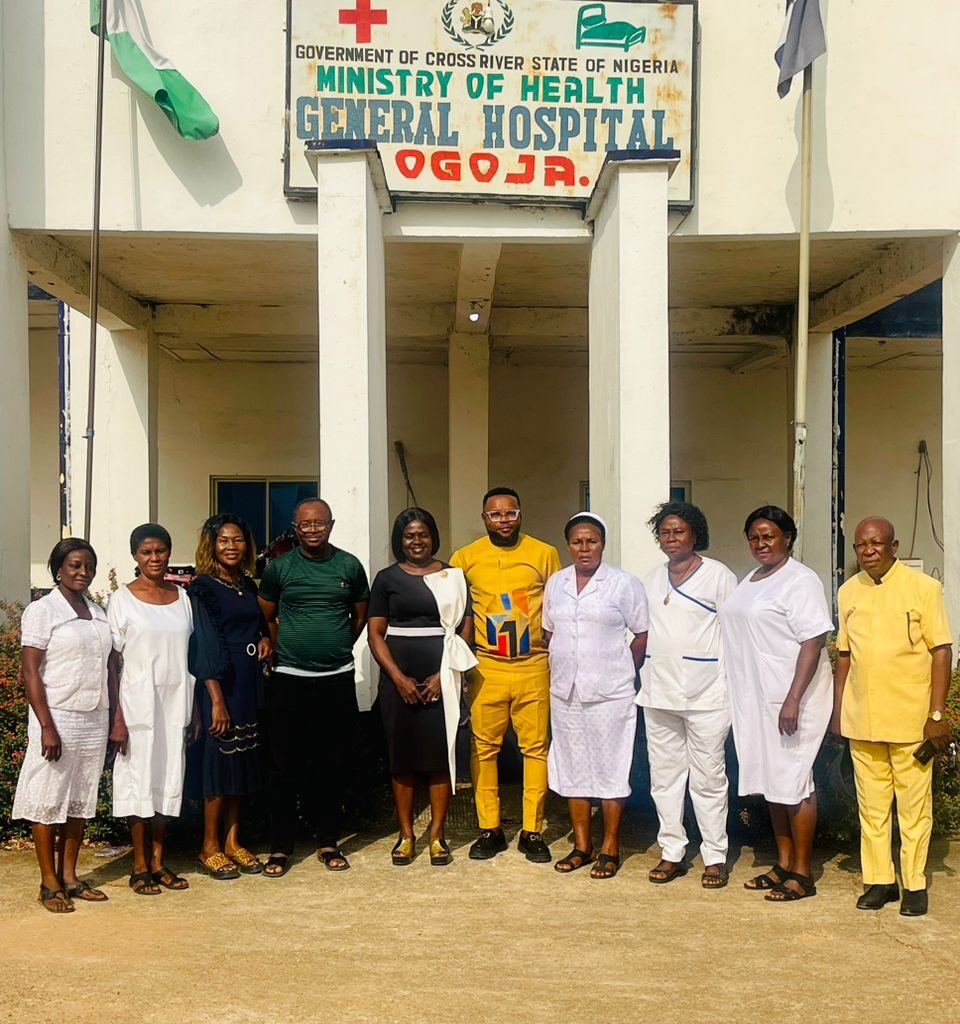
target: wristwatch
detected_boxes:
[929,709,944,722]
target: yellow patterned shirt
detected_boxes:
[451,534,561,666]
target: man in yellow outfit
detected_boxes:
[451,487,561,862]
[833,517,953,916]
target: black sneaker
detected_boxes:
[469,828,508,860]
[517,830,552,863]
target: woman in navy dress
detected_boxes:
[188,513,271,880]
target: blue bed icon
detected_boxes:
[576,3,647,51]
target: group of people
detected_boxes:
[11,488,953,919]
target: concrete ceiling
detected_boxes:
[40,230,935,370]
[51,231,895,310]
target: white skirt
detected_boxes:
[12,707,109,824]
[112,701,188,818]
[729,662,832,805]
[548,691,637,800]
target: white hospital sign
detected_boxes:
[285,0,697,205]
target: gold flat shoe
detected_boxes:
[429,837,452,866]
[391,836,415,866]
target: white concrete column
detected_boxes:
[70,315,158,585]
[588,160,673,578]
[29,321,62,588]
[448,332,489,550]
[0,0,31,602]
[942,235,960,640]
[802,331,836,598]
[311,150,389,710]
[0,203,30,602]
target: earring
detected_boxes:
[55,573,62,582]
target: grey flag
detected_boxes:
[775,0,826,97]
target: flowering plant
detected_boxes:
[0,602,28,839]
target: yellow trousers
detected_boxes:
[849,738,933,891]
[466,657,550,832]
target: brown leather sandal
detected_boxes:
[701,864,730,889]
[65,880,109,901]
[648,859,688,884]
[38,885,75,913]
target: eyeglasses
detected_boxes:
[294,520,333,532]
[483,510,520,523]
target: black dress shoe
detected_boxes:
[900,888,928,917]
[856,883,899,910]
[468,828,508,860]
[517,830,552,863]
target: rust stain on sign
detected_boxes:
[661,3,678,21]
[656,81,685,106]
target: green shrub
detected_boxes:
[0,602,29,840]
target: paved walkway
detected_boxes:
[1,802,957,1024]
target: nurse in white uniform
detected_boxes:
[545,513,648,880]
[639,502,738,889]
[108,524,195,895]
[719,505,834,903]
[14,538,116,913]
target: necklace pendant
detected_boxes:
[663,593,670,605]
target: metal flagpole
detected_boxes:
[82,0,109,540]
[792,62,813,561]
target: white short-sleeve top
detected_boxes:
[637,557,738,712]
[20,589,113,712]
[719,557,835,704]
[107,585,194,729]
[543,562,649,703]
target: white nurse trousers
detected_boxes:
[644,705,731,866]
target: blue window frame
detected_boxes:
[212,477,319,551]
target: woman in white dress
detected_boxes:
[13,539,116,913]
[639,502,738,889]
[719,505,834,902]
[544,513,648,879]
[108,523,195,895]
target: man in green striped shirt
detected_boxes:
[258,498,369,875]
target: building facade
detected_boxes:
[2,1,958,703]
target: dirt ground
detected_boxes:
[0,795,957,1024]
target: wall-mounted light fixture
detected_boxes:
[467,302,482,323]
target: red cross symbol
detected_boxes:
[339,0,388,44]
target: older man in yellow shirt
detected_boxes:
[833,517,953,917]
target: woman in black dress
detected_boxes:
[368,508,474,866]
[188,513,271,879]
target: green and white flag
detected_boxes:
[90,0,219,140]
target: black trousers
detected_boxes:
[266,670,358,853]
